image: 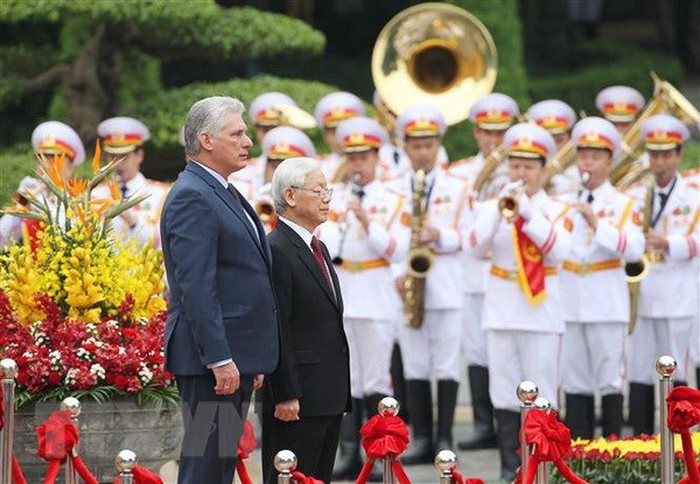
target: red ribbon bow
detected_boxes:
[522,409,588,484]
[0,386,27,484]
[355,414,411,484]
[667,386,700,484]
[113,465,163,484]
[36,409,98,484]
[236,420,257,484]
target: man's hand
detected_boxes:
[395,274,407,300]
[253,374,265,391]
[212,361,240,395]
[274,399,300,422]
[347,198,370,230]
[573,202,597,229]
[645,230,669,252]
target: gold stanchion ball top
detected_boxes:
[656,355,677,377]
[115,449,138,473]
[434,449,458,473]
[274,450,297,472]
[60,396,82,417]
[0,358,18,379]
[378,396,401,417]
[516,380,538,404]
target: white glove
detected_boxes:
[517,192,532,220]
[497,180,524,200]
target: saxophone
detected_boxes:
[404,168,434,328]
[625,174,654,334]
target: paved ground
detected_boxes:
[159,411,506,483]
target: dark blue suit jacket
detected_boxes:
[160,161,279,376]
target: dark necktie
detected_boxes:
[586,192,594,204]
[311,236,333,289]
[658,192,670,215]
[227,184,242,205]
[353,187,366,200]
[120,182,128,200]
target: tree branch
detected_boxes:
[23,64,71,93]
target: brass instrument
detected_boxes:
[272,103,318,130]
[498,180,525,222]
[473,144,507,197]
[372,2,497,127]
[254,199,276,225]
[626,174,654,334]
[610,72,700,186]
[543,140,577,190]
[404,168,433,328]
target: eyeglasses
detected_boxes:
[291,186,334,197]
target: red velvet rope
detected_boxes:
[0,386,27,484]
[667,386,700,484]
[113,465,163,484]
[522,409,588,484]
[290,469,324,483]
[235,419,256,484]
[36,409,98,484]
[355,414,411,484]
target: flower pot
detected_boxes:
[14,398,183,483]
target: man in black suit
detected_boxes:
[262,157,351,484]
[161,96,279,484]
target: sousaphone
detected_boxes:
[372,2,498,126]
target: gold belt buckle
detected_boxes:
[578,263,591,275]
[507,271,518,281]
[347,261,362,273]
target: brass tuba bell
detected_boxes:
[372,2,498,126]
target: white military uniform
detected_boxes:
[467,123,572,411]
[560,181,644,394]
[626,114,700,384]
[1,121,85,249]
[314,91,365,181]
[386,168,469,381]
[318,181,408,397]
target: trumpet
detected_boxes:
[498,180,525,222]
[254,199,276,225]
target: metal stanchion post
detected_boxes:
[61,397,82,484]
[115,449,137,484]
[378,396,400,484]
[274,450,297,484]
[533,397,551,484]
[434,449,457,484]
[657,355,677,484]
[517,381,538,475]
[0,358,18,484]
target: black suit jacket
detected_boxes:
[263,220,351,417]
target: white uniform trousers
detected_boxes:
[461,293,488,367]
[628,316,694,384]
[345,317,395,398]
[562,322,626,395]
[398,308,462,381]
[487,330,562,412]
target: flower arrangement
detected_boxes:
[550,433,698,483]
[0,147,174,407]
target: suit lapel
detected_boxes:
[320,240,343,313]
[278,221,339,308]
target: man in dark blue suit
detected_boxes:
[160,96,279,484]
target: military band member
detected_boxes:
[626,114,700,435]
[526,99,578,194]
[316,116,408,479]
[385,106,469,463]
[236,126,316,233]
[558,117,644,439]
[94,117,169,247]
[595,85,646,136]
[467,123,572,481]
[447,92,519,451]
[1,121,85,249]
[314,91,365,182]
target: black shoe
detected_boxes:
[458,365,497,450]
[436,379,459,451]
[332,398,363,480]
[564,393,595,440]
[602,393,624,438]
[495,409,521,481]
[629,383,655,435]
[400,380,434,465]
